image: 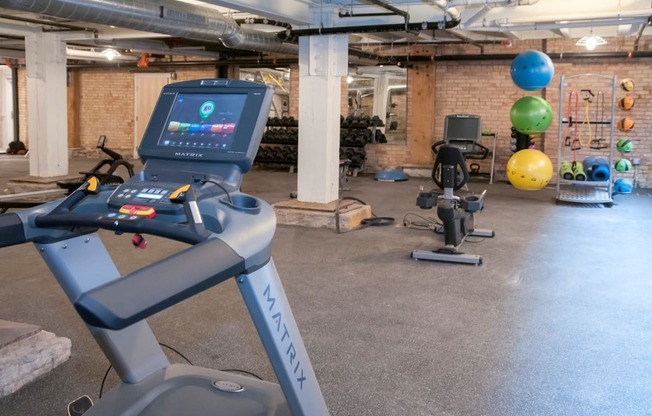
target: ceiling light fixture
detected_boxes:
[576,34,607,51]
[100,49,121,61]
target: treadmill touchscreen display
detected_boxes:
[157,93,247,151]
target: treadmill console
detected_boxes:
[138,79,273,170]
[106,79,274,221]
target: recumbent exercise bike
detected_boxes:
[411,115,494,265]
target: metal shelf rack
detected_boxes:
[556,74,616,207]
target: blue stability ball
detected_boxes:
[510,50,555,91]
[374,168,408,182]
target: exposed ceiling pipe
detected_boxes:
[422,1,462,26]
[381,51,652,61]
[447,0,539,6]
[0,48,24,59]
[339,11,397,18]
[633,21,647,51]
[66,47,138,62]
[1,0,297,55]
[0,13,96,33]
[286,19,460,38]
[462,5,492,27]
[74,38,224,58]
[469,16,650,32]
[235,18,292,31]
[361,0,412,31]
[363,0,410,20]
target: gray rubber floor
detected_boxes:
[1,156,651,415]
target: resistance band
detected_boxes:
[591,91,608,149]
[578,89,593,148]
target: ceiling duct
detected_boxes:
[1,0,298,55]
[447,0,539,6]
[422,0,462,26]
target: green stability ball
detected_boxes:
[510,96,553,134]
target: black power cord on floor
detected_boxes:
[218,369,264,380]
[402,212,441,231]
[335,196,394,234]
[98,342,193,398]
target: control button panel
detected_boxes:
[116,187,171,204]
[108,182,189,217]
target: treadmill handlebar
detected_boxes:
[74,237,246,330]
[0,213,26,248]
[34,186,211,245]
[35,213,207,245]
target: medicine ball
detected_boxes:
[616,138,634,154]
[616,117,634,132]
[613,178,633,194]
[617,96,635,111]
[614,158,633,173]
[620,78,635,92]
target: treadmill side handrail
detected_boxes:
[74,237,246,330]
[0,213,26,248]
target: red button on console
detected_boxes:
[119,204,156,219]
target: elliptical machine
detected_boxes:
[0,79,329,415]
[0,136,134,214]
[411,145,494,265]
[57,134,135,193]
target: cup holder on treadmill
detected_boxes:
[219,194,261,214]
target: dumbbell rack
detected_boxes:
[255,117,299,172]
[255,116,381,175]
[555,74,616,207]
[339,117,371,175]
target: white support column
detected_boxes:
[0,67,14,151]
[297,34,348,203]
[24,32,68,177]
[372,74,389,134]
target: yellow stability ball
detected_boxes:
[506,149,553,191]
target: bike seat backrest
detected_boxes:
[432,145,469,191]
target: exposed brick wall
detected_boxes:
[288,64,299,119]
[17,66,217,156]
[76,69,134,155]
[366,143,411,171]
[73,67,215,156]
